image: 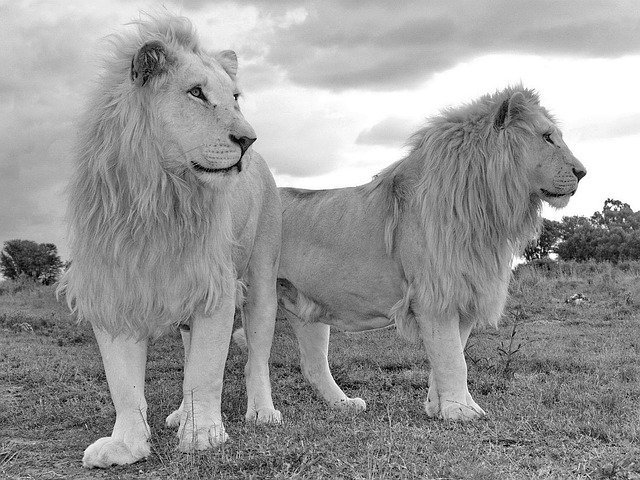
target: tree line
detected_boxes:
[524,198,640,263]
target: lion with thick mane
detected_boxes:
[275,86,586,420]
[58,14,282,468]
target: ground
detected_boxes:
[1,261,639,479]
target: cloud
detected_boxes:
[0,2,122,259]
[574,113,640,141]
[243,87,354,177]
[245,0,640,91]
[355,117,418,147]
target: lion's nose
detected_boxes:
[573,167,586,182]
[230,135,256,155]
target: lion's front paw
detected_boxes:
[333,396,367,412]
[425,394,439,418]
[177,422,228,452]
[82,436,150,469]
[465,393,486,417]
[165,407,183,428]
[246,408,282,424]
[439,401,485,421]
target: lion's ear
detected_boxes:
[131,41,169,87]
[216,50,238,79]
[495,91,526,130]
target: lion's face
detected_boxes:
[526,115,586,209]
[132,42,256,185]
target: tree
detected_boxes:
[590,198,638,231]
[0,240,63,285]
[523,218,562,261]
[556,199,640,263]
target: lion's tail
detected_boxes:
[232,328,248,351]
[390,282,421,344]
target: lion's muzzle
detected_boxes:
[230,134,256,158]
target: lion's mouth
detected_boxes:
[541,188,575,198]
[191,159,242,174]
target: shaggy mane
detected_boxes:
[363,85,547,335]
[58,14,236,339]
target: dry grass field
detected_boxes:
[1,261,639,479]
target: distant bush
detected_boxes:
[0,239,63,285]
[513,259,640,284]
[526,199,640,264]
[0,274,40,295]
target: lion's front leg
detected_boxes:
[177,299,235,452]
[419,314,484,421]
[82,326,151,469]
[424,316,486,418]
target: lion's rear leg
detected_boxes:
[83,326,151,469]
[419,314,484,421]
[165,324,191,428]
[285,312,366,412]
[242,273,282,424]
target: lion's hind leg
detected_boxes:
[83,326,151,469]
[241,271,282,425]
[165,325,191,428]
[284,309,366,412]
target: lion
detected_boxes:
[273,86,586,421]
[57,14,282,468]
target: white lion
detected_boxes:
[58,14,281,468]
[272,86,586,420]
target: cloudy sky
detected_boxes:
[1,0,639,261]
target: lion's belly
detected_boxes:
[324,311,395,332]
[279,252,404,332]
[277,185,406,331]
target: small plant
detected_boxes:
[464,306,526,381]
[497,308,525,380]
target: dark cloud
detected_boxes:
[239,0,640,91]
[0,4,115,259]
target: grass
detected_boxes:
[1,261,639,479]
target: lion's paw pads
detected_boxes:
[82,436,150,469]
[165,408,182,428]
[247,408,282,424]
[178,423,228,452]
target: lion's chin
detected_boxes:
[541,188,574,208]
[191,159,242,175]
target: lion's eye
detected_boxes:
[543,132,554,145]
[188,86,207,101]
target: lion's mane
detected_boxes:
[58,15,236,339]
[366,86,545,339]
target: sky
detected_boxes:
[1,0,639,261]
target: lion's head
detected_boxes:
[59,14,256,338]
[401,85,586,250]
[128,26,255,186]
[492,88,586,209]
